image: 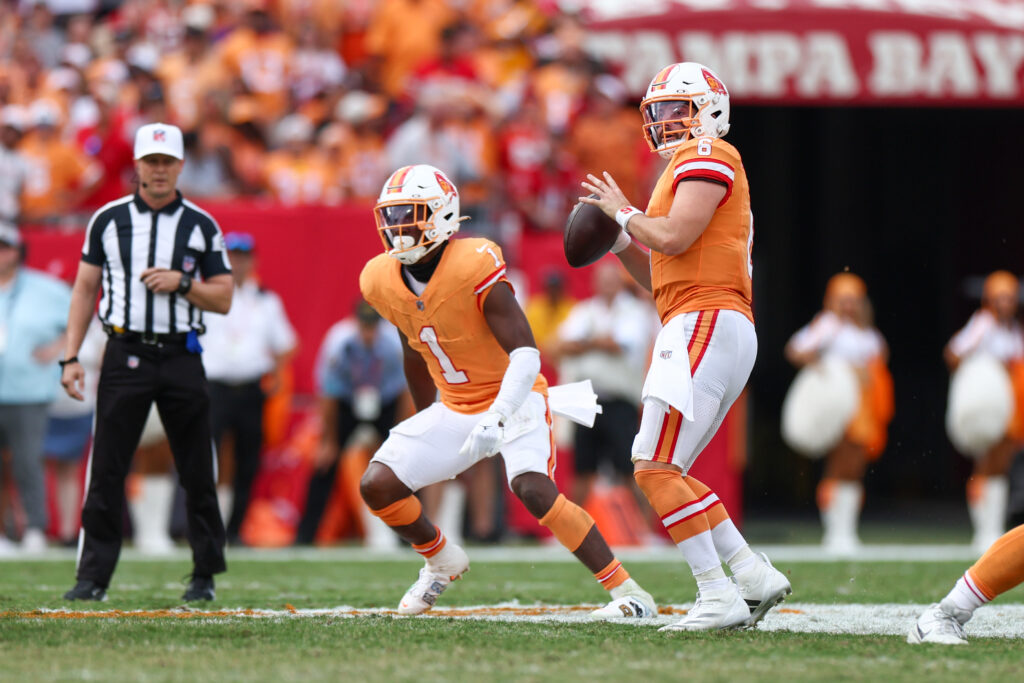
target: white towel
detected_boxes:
[547,380,604,428]
[640,315,694,421]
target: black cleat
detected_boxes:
[63,580,108,601]
[182,574,215,602]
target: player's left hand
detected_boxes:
[140,268,182,293]
[580,172,630,221]
[459,410,505,459]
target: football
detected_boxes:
[563,195,621,268]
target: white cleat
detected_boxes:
[590,581,657,619]
[659,583,750,632]
[735,553,792,627]
[397,543,470,616]
[907,599,970,645]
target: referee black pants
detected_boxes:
[208,379,265,541]
[78,337,226,586]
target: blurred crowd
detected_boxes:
[0,0,653,238]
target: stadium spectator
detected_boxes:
[524,269,575,363]
[296,300,406,546]
[556,261,654,507]
[0,221,71,553]
[363,0,455,96]
[202,231,298,545]
[218,4,295,125]
[43,316,105,547]
[785,273,894,556]
[263,113,334,204]
[0,105,30,222]
[156,10,229,133]
[177,127,234,198]
[944,271,1024,552]
[17,99,102,223]
[330,90,390,201]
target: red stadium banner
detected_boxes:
[583,0,1024,105]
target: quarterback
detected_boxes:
[359,164,656,618]
[581,63,790,631]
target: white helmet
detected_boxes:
[374,164,463,265]
[640,62,731,159]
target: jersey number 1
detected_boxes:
[419,326,469,384]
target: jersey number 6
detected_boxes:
[419,326,469,384]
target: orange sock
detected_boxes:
[594,559,630,591]
[684,476,729,529]
[967,523,1024,599]
[539,494,595,552]
[634,469,721,576]
[371,495,423,527]
[411,526,447,559]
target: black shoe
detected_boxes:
[63,580,107,601]
[182,574,215,602]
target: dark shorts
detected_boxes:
[573,398,639,477]
[44,413,93,462]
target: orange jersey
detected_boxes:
[646,137,754,324]
[360,238,548,414]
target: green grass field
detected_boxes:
[1,552,1022,682]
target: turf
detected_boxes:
[1,556,1022,682]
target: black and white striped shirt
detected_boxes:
[81,192,231,334]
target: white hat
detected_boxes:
[0,221,22,246]
[1,105,28,131]
[134,122,184,160]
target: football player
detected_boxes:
[358,164,656,618]
[785,273,894,555]
[579,63,790,631]
[909,523,1024,644]
[944,271,1024,552]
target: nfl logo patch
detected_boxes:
[182,255,196,273]
[153,129,166,142]
[127,355,140,369]
[659,350,672,359]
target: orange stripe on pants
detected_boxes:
[687,310,719,372]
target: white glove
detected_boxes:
[458,410,505,459]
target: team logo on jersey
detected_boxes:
[182,255,196,273]
[127,355,140,369]
[649,65,677,91]
[434,171,457,198]
[660,350,673,359]
[385,166,414,194]
[702,69,728,95]
[153,129,166,142]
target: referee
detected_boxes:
[60,123,233,602]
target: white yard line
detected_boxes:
[0,544,983,563]
[15,603,1024,639]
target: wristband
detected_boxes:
[610,229,632,254]
[177,273,193,295]
[615,205,643,231]
[59,356,79,368]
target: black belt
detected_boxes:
[104,325,190,346]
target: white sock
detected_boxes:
[610,577,642,600]
[694,565,730,592]
[947,572,989,613]
[823,481,862,546]
[726,545,759,575]
[677,530,724,577]
[710,519,748,564]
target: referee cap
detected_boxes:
[134,123,184,160]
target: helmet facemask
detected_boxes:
[642,98,699,157]
[375,199,446,265]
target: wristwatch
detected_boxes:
[177,273,193,295]
[59,356,79,368]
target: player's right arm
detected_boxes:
[61,262,103,400]
[399,329,437,412]
[582,171,726,256]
